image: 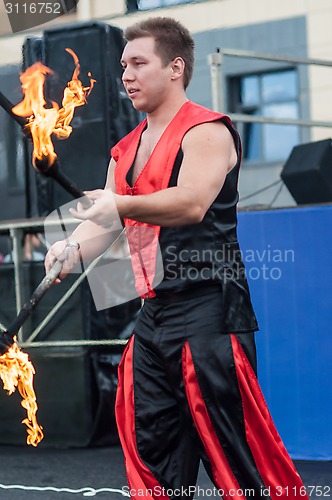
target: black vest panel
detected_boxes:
[154,121,258,333]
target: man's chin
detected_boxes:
[131,101,147,113]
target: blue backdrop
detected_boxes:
[237,204,332,460]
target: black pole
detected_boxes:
[35,158,93,209]
[0,260,63,355]
[0,91,30,132]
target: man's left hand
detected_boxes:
[69,189,120,227]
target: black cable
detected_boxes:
[239,179,283,202]
[268,182,284,207]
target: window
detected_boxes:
[137,0,193,10]
[229,69,300,163]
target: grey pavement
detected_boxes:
[0,445,330,499]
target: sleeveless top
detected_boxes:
[112,101,258,333]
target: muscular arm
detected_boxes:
[74,121,237,227]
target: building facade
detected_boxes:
[0,0,331,210]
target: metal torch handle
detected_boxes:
[0,91,29,129]
[35,158,93,209]
[5,259,63,340]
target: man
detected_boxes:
[46,17,308,499]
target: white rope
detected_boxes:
[0,483,130,497]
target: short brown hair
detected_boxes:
[124,17,195,89]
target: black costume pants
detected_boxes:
[115,289,307,499]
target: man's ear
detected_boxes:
[171,57,185,81]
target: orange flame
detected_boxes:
[12,48,96,168]
[0,338,44,447]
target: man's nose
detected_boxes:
[122,66,134,82]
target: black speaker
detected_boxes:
[22,21,140,216]
[281,138,332,204]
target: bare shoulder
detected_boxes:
[182,120,234,150]
[182,120,237,170]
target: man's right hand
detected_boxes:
[44,240,81,283]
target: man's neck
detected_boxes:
[146,95,189,131]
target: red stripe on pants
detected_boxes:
[230,334,309,500]
[182,340,244,500]
[115,336,170,499]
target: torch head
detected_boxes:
[34,155,57,174]
[0,330,15,356]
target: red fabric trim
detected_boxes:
[230,334,309,500]
[182,341,244,499]
[125,225,158,298]
[115,337,170,499]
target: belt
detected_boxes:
[146,284,221,305]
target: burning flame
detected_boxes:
[12,48,95,168]
[0,338,44,447]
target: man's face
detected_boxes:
[121,36,172,113]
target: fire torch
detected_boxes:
[0,50,95,352]
[0,49,98,446]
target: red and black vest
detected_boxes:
[112,101,258,333]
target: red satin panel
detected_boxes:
[230,334,309,500]
[125,225,159,297]
[115,337,171,499]
[182,341,245,500]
